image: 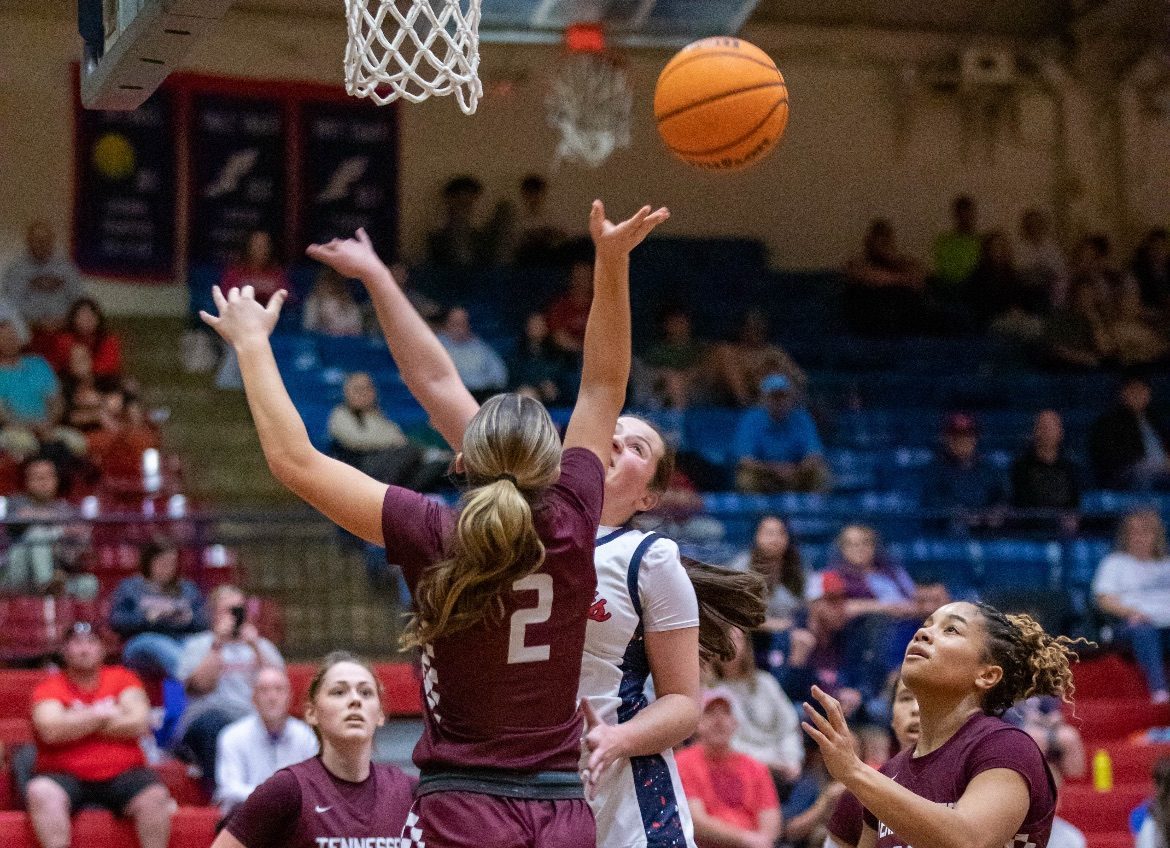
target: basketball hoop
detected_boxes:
[344,0,483,115]
[546,23,632,168]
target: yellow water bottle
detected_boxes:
[1093,748,1113,792]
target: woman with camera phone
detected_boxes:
[174,585,285,793]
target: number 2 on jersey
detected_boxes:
[507,573,553,664]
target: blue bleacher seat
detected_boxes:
[979,540,1064,591]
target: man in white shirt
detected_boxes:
[214,666,317,815]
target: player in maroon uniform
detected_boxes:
[201,199,668,848]
[212,652,416,848]
[801,601,1081,848]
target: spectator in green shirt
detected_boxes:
[933,195,982,294]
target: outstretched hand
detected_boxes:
[579,699,630,801]
[589,200,670,261]
[199,286,286,347]
[801,685,865,785]
[305,228,387,282]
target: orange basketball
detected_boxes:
[654,37,789,171]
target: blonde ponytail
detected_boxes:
[402,394,561,649]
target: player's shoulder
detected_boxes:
[374,762,419,795]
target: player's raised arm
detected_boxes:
[306,231,479,450]
[564,201,669,464]
[199,285,388,544]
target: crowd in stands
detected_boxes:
[3,178,1170,847]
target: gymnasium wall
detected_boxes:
[0,6,1167,314]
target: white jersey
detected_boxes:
[579,525,700,848]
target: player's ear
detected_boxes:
[453,452,465,473]
[303,702,319,730]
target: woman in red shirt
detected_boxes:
[221,231,290,305]
[47,298,123,390]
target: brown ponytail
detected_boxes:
[975,602,1090,716]
[681,556,766,663]
[402,394,562,649]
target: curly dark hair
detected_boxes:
[975,602,1086,716]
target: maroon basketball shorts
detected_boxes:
[405,792,595,848]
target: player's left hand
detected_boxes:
[200,285,286,347]
[801,685,865,785]
[589,200,670,260]
[580,699,630,801]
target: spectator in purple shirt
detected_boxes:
[803,601,1077,848]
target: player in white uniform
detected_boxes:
[308,208,760,848]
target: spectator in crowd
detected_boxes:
[1010,409,1081,517]
[84,390,161,482]
[642,308,707,410]
[1088,376,1170,490]
[508,312,571,405]
[389,261,441,327]
[1093,509,1170,704]
[811,525,945,705]
[4,457,96,600]
[1004,695,1086,848]
[544,256,593,358]
[1042,279,1114,370]
[507,174,567,265]
[709,628,804,786]
[1131,228,1170,314]
[221,231,289,306]
[0,317,86,463]
[64,383,105,434]
[214,666,318,817]
[708,310,806,408]
[676,688,783,848]
[45,298,123,391]
[1016,207,1069,309]
[734,374,830,493]
[778,736,845,848]
[26,621,172,848]
[1108,282,1169,367]
[436,306,507,401]
[1136,756,1170,848]
[426,175,502,267]
[932,195,982,297]
[302,270,363,337]
[109,542,209,684]
[2,220,85,338]
[826,676,920,848]
[969,231,1047,342]
[327,372,441,490]
[843,218,928,337]
[176,585,285,791]
[921,412,1007,527]
[727,515,818,701]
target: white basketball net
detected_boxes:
[546,52,632,167]
[344,0,483,115]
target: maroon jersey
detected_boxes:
[862,712,1056,848]
[827,790,864,847]
[226,758,417,848]
[382,446,604,774]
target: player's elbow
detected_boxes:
[266,444,318,491]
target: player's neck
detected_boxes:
[321,743,373,783]
[913,698,982,757]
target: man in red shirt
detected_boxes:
[676,687,782,848]
[26,621,172,848]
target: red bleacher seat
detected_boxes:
[154,758,210,807]
[285,662,421,719]
[1062,783,1150,833]
[1087,833,1139,848]
[1072,654,1150,701]
[0,808,218,847]
[0,598,71,665]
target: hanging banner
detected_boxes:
[299,98,398,257]
[73,86,176,279]
[188,92,287,265]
